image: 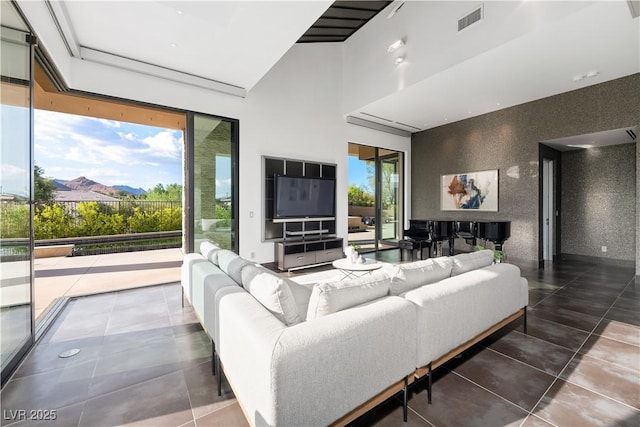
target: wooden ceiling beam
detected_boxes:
[34,62,186,131]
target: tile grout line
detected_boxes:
[526,272,638,422]
[445,369,535,416]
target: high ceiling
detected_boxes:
[298,1,392,43]
[13,0,640,148]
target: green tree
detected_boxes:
[34,164,56,204]
[348,184,375,206]
[142,183,182,202]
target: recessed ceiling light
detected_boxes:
[170,43,177,48]
[387,39,405,53]
[586,70,599,78]
[395,56,404,64]
[496,102,501,106]
[573,75,585,82]
[176,10,183,15]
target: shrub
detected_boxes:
[1,203,30,238]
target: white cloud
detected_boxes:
[34,110,183,187]
[121,132,137,141]
[141,130,182,159]
[0,163,27,178]
[98,119,121,128]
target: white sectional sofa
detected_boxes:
[181,244,528,426]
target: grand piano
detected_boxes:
[403,219,511,261]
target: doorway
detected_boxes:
[539,144,561,267]
[542,159,554,261]
[347,143,404,253]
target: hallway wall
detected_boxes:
[561,144,636,263]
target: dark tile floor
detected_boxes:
[1,259,639,426]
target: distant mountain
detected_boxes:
[62,176,118,196]
[53,179,72,191]
[113,185,146,196]
[54,176,147,197]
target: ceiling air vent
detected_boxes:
[458,5,483,32]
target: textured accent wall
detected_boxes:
[411,73,640,266]
[561,144,636,261]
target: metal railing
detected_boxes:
[35,231,182,256]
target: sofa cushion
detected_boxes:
[227,257,253,286]
[200,241,221,265]
[388,257,453,296]
[306,271,390,320]
[451,249,494,276]
[243,269,303,326]
[242,265,313,319]
[217,249,239,273]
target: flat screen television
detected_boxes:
[274,175,335,219]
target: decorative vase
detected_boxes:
[344,246,358,264]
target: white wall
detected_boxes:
[341,1,593,114]
[18,0,412,263]
[240,44,410,262]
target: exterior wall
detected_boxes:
[561,144,636,262]
[411,74,640,266]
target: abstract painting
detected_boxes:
[441,169,498,211]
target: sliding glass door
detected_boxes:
[1,20,35,385]
[379,150,403,245]
[187,113,239,253]
[348,143,403,252]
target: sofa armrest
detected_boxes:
[273,296,417,426]
[180,253,206,303]
[404,262,526,368]
[219,291,417,427]
[217,286,287,426]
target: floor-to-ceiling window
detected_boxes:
[1,8,34,386]
[379,150,403,245]
[348,143,404,252]
[188,113,238,253]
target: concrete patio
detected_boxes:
[34,248,184,319]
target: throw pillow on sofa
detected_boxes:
[306,271,391,320]
[242,265,313,320]
[217,249,240,273]
[450,249,494,276]
[243,269,303,326]
[200,241,221,265]
[387,256,453,296]
[226,257,254,286]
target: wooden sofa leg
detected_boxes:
[523,308,528,334]
[427,362,432,404]
[217,360,223,396]
[403,376,409,422]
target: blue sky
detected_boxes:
[348,156,373,190]
[25,109,364,197]
[35,109,184,191]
